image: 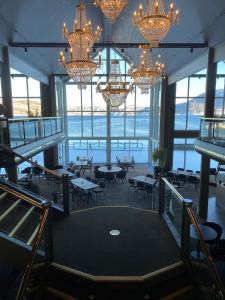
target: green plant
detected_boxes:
[152,147,167,169]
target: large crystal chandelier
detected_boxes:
[94,0,129,23]
[133,0,179,46]
[59,3,102,88]
[97,60,132,109]
[131,48,165,93]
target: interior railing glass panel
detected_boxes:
[7,117,63,149]
[200,117,225,147]
[160,177,225,299]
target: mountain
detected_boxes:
[176,89,224,114]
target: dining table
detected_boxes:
[133,176,157,187]
[71,178,99,201]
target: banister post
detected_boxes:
[181,199,193,260]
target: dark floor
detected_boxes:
[53,206,180,276]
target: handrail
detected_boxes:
[8,116,62,121]
[0,144,62,179]
[187,207,225,297]
[16,204,50,300]
[0,181,49,209]
[161,177,225,298]
[162,177,183,203]
[201,117,225,122]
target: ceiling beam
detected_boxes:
[9,42,208,49]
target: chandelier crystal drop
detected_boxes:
[94,0,129,23]
[133,0,179,46]
[59,3,102,88]
[97,60,132,109]
[131,49,165,92]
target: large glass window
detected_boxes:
[65,48,154,164]
[11,68,41,117]
[215,61,225,117]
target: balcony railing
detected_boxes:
[200,117,225,147]
[7,117,63,149]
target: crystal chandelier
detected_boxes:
[59,3,102,88]
[97,60,132,109]
[133,0,179,46]
[131,48,165,93]
[94,0,129,23]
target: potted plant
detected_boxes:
[152,147,167,177]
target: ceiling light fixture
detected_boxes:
[59,3,102,88]
[131,47,165,93]
[94,0,129,23]
[133,0,179,47]
[97,60,132,109]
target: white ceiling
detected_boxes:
[1,0,225,82]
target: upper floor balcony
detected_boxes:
[194,117,225,161]
[0,116,65,158]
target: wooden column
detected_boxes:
[41,77,58,169]
[198,47,217,219]
[160,78,176,171]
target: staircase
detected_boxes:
[27,262,212,300]
[0,179,51,299]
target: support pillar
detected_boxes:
[41,77,58,169]
[198,47,217,219]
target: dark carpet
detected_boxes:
[53,206,180,276]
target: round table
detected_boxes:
[190,224,217,242]
[98,166,122,173]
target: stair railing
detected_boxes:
[0,144,70,215]
[159,176,225,299]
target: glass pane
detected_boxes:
[66,85,81,111]
[175,98,187,130]
[67,113,82,137]
[173,139,185,170]
[11,77,27,97]
[9,121,25,148]
[28,78,40,97]
[125,113,135,136]
[185,150,201,171]
[13,98,28,117]
[82,112,92,137]
[189,77,206,97]
[82,85,92,111]
[29,98,41,117]
[126,91,135,111]
[92,84,107,111]
[187,97,205,130]
[68,140,88,161]
[111,140,130,163]
[216,77,225,96]
[88,140,106,163]
[176,78,188,97]
[93,113,107,137]
[24,120,36,142]
[214,98,223,117]
[217,61,225,75]
[111,112,125,137]
[136,87,150,110]
[131,140,148,163]
[136,112,149,136]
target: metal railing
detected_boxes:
[159,176,225,299]
[6,117,62,149]
[0,144,70,215]
[0,180,52,300]
[200,117,225,146]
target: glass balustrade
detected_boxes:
[200,117,225,147]
[6,117,63,148]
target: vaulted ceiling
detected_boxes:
[1,0,225,82]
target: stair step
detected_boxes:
[160,285,193,300]
[45,286,79,300]
[0,192,7,200]
[9,206,35,237]
[0,199,21,222]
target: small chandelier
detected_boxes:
[133,0,179,46]
[59,3,102,88]
[131,48,165,93]
[97,60,132,109]
[94,0,129,23]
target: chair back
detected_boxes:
[128,178,135,186]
